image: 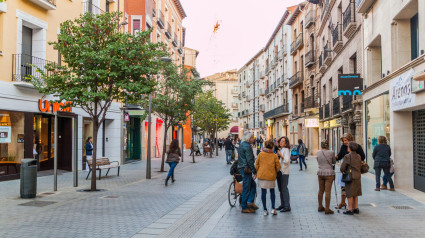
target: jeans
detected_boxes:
[299,155,307,169]
[261,188,275,211]
[276,172,290,209]
[375,166,394,189]
[382,172,394,187]
[225,150,233,163]
[167,162,178,177]
[240,168,256,210]
[318,175,334,210]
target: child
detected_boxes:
[381,159,394,190]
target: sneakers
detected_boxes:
[248,203,259,210]
[381,185,388,190]
[241,209,256,214]
[263,210,268,216]
[271,209,278,215]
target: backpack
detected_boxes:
[303,144,309,156]
[230,160,239,175]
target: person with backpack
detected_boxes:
[224,137,234,165]
[165,139,181,186]
[297,139,307,171]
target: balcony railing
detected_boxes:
[172,33,178,47]
[289,71,302,89]
[332,23,342,47]
[305,96,318,109]
[296,33,304,50]
[165,23,172,39]
[319,106,324,120]
[264,104,289,119]
[324,103,330,118]
[290,41,296,55]
[305,50,315,67]
[294,105,298,115]
[157,10,165,29]
[301,101,305,113]
[343,1,356,38]
[342,95,353,111]
[305,10,315,28]
[333,97,340,116]
[83,1,104,14]
[178,42,183,54]
[12,54,54,82]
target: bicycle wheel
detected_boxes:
[228,181,238,207]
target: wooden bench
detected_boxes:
[86,157,120,180]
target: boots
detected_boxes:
[165,176,170,186]
[336,195,347,209]
[171,175,176,183]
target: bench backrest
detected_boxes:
[87,157,110,167]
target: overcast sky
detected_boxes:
[180,0,303,77]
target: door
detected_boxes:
[57,117,72,171]
[21,26,33,80]
[413,110,425,192]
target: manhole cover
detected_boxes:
[19,201,57,207]
[390,205,414,210]
[101,196,120,199]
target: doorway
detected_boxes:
[413,109,425,192]
[57,117,72,171]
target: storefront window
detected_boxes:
[34,115,55,171]
[0,111,25,177]
[366,94,390,172]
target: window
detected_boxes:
[133,19,140,35]
[106,1,110,13]
[411,13,419,60]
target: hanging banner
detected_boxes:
[0,126,11,143]
[390,69,415,111]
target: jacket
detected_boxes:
[85,142,93,156]
[224,139,234,150]
[279,147,291,175]
[255,151,281,181]
[372,144,391,168]
[337,144,365,162]
[316,150,336,176]
[166,149,181,163]
[237,141,256,174]
[298,143,306,156]
[340,152,362,180]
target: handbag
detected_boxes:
[341,155,352,183]
[361,162,369,174]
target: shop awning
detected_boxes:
[230,126,239,134]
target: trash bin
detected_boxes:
[20,159,37,199]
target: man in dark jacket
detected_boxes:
[224,137,234,165]
[238,132,258,213]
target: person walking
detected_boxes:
[276,136,291,212]
[85,137,93,171]
[340,142,362,215]
[238,132,258,213]
[256,139,281,216]
[165,139,181,186]
[224,137,234,165]
[218,138,223,151]
[381,159,394,190]
[316,139,336,214]
[373,136,395,191]
[335,133,365,209]
[297,139,307,171]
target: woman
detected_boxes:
[276,137,291,212]
[85,137,93,171]
[297,139,307,171]
[340,142,362,215]
[316,139,336,214]
[255,139,281,216]
[165,139,181,186]
[335,133,365,209]
[372,136,394,191]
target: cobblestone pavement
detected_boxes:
[2,152,425,238]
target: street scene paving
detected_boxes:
[2,151,425,238]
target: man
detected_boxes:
[297,139,307,171]
[238,132,258,213]
[224,137,234,165]
[259,136,264,150]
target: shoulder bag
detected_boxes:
[361,161,369,174]
[341,155,352,183]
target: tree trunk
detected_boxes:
[160,125,168,172]
[91,118,99,191]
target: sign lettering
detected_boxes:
[39,99,73,113]
[338,74,363,96]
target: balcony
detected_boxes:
[12,54,54,82]
[319,53,326,73]
[242,92,246,98]
[264,104,289,119]
[324,43,332,66]
[259,88,265,96]
[305,10,315,28]
[232,103,238,108]
[324,103,330,119]
[301,101,305,113]
[343,1,356,39]
[319,106,324,120]
[83,1,104,14]
[178,43,183,54]
[172,33,178,47]
[259,104,265,112]
[294,105,298,116]
[29,0,56,10]
[342,95,353,112]
[289,71,302,89]
[333,97,341,116]
[165,23,172,39]
[305,96,319,109]
[296,33,304,50]
[282,44,287,56]
[357,0,376,14]
[157,10,165,29]
[290,41,296,55]
[305,50,315,68]
[332,23,343,54]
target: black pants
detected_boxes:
[375,166,394,189]
[276,171,290,209]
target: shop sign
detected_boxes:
[330,119,341,128]
[305,118,319,128]
[17,134,24,143]
[390,69,415,111]
[338,74,363,96]
[124,114,130,122]
[39,99,73,113]
[323,121,330,128]
[0,126,11,143]
[412,77,425,93]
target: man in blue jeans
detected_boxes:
[297,139,307,171]
[224,137,234,164]
[238,132,258,213]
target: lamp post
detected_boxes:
[215,115,218,156]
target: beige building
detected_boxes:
[183,47,199,68]
[203,70,239,138]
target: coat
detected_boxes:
[337,144,365,162]
[340,152,362,197]
[372,144,391,168]
[237,141,256,174]
[255,151,281,181]
[166,149,181,163]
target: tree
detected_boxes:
[31,12,166,191]
[148,63,206,172]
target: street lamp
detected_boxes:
[146,56,172,179]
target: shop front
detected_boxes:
[320,118,343,156]
[305,117,319,155]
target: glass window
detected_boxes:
[0,111,25,177]
[366,94,390,172]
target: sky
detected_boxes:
[180,0,303,78]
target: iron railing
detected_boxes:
[333,97,340,116]
[12,54,54,82]
[166,23,172,38]
[343,1,356,31]
[342,95,353,111]
[332,23,342,47]
[305,50,315,67]
[324,43,331,60]
[157,10,165,28]
[305,96,318,109]
[305,10,315,28]
[289,71,302,88]
[296,33,303,49]
[264,104,289,119]
[290,41,296,54]
[83,1,104,14]
[319,106,324,120]
[324,103,330,118]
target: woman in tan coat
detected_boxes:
[340,142,362,215]
[255,139,281,216]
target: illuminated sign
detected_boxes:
[305,118,319,128]
[338,74,363,96]
[39,99,73,113]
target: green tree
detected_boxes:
[31,12,166,191]
[148,63,206,171]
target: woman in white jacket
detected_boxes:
[276,136,291,212]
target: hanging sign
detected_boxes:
[390,69,415,111]
[124,114,130,122]
[39,99,73,113]
[305,118,319,128]
[338,74,363,96]
[0,126,11,143]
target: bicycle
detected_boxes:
[228,174,257,207]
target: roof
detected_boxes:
[264,9,292,49]
[286,2,306,25]
[173,0,187,19]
